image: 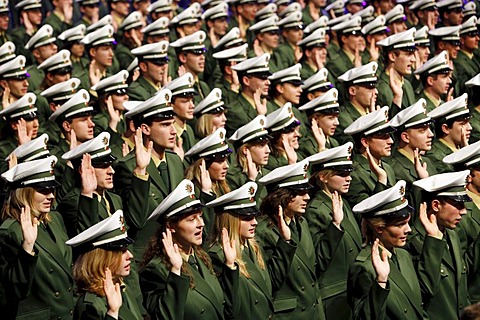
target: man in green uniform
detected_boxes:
[77,0,100,28]
[247,15,281,72]
[0,1,11,47]
[455,16,480,95]
[429,25,462,96]
[326,16,364,80]
[226,53,271,136]
[465,74,480,143]
[414,51,452,113]
[25,24,58,92]
[116,11,143,70]
[165,73,198,156]
[325,14,351,59]
[426,94,472,173]
[343,106,397,208]
[49,89,96,202]
[409,0,438,30]
[114,88,184,261]
[437,0,464,27]
[273,11,303,70]
[302,0,325,26]
[212,43,248,105]
[335,61,379,145]
[147,0,174,22]
[129,40,170,101]
[170,30,211,105]
[361,15,388,74]
[407,171,471,320]
[44,0,73,35]
[58,25,90,77]
[11,0,42,65]
[0,55,30,110]
[300,68,333,105]
[388,98,437,214]
[79,25,117,93]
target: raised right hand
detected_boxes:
[20,205,38,254]
[162,228,183,275]
[104,268,122,319]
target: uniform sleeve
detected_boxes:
[347,261,390,320]
[139,260,190,320]
[267,235,297,293]
[122,175,150,231]
[0,225,39,300]
[74,299,116,320]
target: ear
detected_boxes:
[275,83,284,95]
[388,51,396,64]
[140,123,150,136]
[128,119,136,133]
[241,145,248,156]
[207,20,214,29]
[431,199,441,213]
[0,79,8,90]
[400,131,410,144]
[438,41,445,50]
[441,123,450,136]
[89,47,96,59]
[62,120,71,133]
[348,86,356,97]
[341,34,348,44]
[49,102,58,113]
[46,72,54,83]
[307,92,315,101]
[373,224,384,235]
[460,37,465,46]
[426,75,435,86]
[32,48,41,60]
[139,61,148,73]
[179,52,187,64]
[242,75,250,87]
[10,121,18,131]
[360,137,369,149]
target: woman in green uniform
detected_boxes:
[256,160,334,319]
[304,142,362,320]
[264,102,302,171]
[348,180,442,320]
[184,128,232,232]
[207,181,296,320]
[140,179,238,320]
[0,156,75,319]
[68,210,143,320]
[193,88,227,139]
[226,115,271,202]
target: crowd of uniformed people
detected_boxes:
[4,0,480,319]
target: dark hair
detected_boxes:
[259,187,297,223]
[433,119,455,139]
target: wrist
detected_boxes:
[133,167,146,176]
[376,278,387,283]
[106,310,119,319]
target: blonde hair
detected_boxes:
[195,113,217,139]
[1,187,51,223]
[361,217,385,247]
[184,158,231,196]
[236,142,265,174]
[73,248,123,296]
[210,212,265,278]
[310,169,336,192]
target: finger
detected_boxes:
[222,228,228,246]
[381,249,388,262]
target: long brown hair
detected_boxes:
[1,187,51,223]
[142,215,214,289]
[209,212,265,278]
[259,187,297,223]
[73,248,123,296]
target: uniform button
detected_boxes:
[255,300,259,305]
[301,286,305,291]
[440,269,444,274]
[200,309,205,314]
[460,305,464,309]
[67,287,72,292]
[57,317,61,320]
[297,266,301,270]
[222,300,225,305]
[151,193,155,197]
[49,269,54,273]
[70,311,73,316]
[313,303,316,307]
[311,282,315,287]
[302,307,306,311]
[349,248,353,252]
[55,292,60,297]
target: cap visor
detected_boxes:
[229,206,261,217]
[286,182,313,191]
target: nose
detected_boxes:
[427,128,434,137]
[251,217,258,226]
[126,250,133,259]
[221,113,227,121]
[333,117,340,126]
[405,223,411,234]
[33,118,39,128]
[88,118,95,127]
[266,144,271,153]
[108,166,115,174]
[198,215,205,227]
[304,193,310,201]
[171,124,177,135]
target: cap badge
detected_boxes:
[372,64,377,72]
[28,97,33,103]
[347,145,352,155]
[186,183,193,194]
[83,92,87,100]
[102,136,109,146]
[333,91,337,98]
[71,81,76,88]
[219,131,224,139]
[119,215,126,232]
[216,91,220,98]
[248,186,255,196]
[44,137,48,145]
[165,93,170,101]
[259,118,265,126]
[399,185,405,196]
[50,160,55,172]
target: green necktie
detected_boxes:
[188,255,198,271]
[158,161,170,191]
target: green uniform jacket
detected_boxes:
[348,244,429,320]
[27,64,44,92]
[51,139,76,203]
[113,150,184,259]
[44,12,72,36]
[10,26,34,66]
[304,191,361,320]
[273,43,296,70]
[465,226,480,304]
[0,135,17,174]
[457,200,480,256]
[213,78,238,105]
[417,91,441,113]
[345,154,396,209]
[0,211,75,319]
[406,220,469,320]
[266,100,309,138]
[325,49,354,81]
[334,101,363,145]
[140,252,237,319]
[454,51,480,95]
[470,107,480,144]
[193,80,211,106]
[424,139,455,174]
[74,289,144,320]
[298,132,339,159]
[256,218,325,319]
[226,164,269,203]
[127,76,158,101]
[115,43,135,70]
[376,72,416,118]
[386,150,437,214]
[225,93,258,137]
[179,124,197,155]
[93,109,127,137]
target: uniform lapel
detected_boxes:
[35,226,73,279]
[146,160,168,196]
[243,245,272,299]
[447,230,465,283]
[191,257,223,317]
